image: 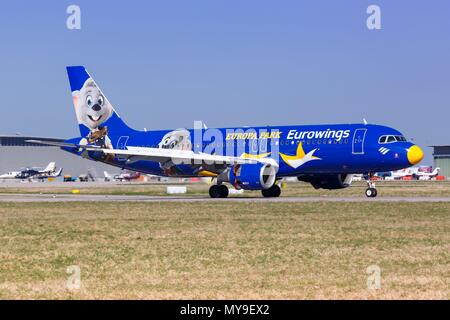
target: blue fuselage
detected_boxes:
[64,123,418,177]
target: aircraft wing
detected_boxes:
[103,146,276,167]
[26,140,278,167]
[25,140,102,150]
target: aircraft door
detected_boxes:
[117,136,129,149]
[352,129,367,155]
[116,136,129,161]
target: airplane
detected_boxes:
[29,66,424,198]
[375,168,423,180]
[115,171,141,182]
[390,168,415,179]
[0,162,63,180]
[415,166,440,180]
[385,166,440,180]
[104,171,141,182]
[103,171,114,182]
[32,167,64,181]
[0,171,21,179]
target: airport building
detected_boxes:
[0,135,116,178]
[431,145,450,178]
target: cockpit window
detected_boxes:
[387,136,396,143]
[379,135,407,144]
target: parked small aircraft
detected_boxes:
[415,167,440,180]
[104,171,141,182]
[0,171,21,179]
[0,162,63,180]
[375,166,440,180]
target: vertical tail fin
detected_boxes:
[66,66,135,138]
[43,162,56,172]
[54,168,63,177]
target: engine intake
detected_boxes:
[227,163,277,190]
[298,174,353,190]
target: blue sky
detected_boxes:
[0,1,449,163]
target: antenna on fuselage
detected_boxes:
[363,118,368,125]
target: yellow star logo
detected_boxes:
[279,143,321,168]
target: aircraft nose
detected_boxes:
[407,145,424,165]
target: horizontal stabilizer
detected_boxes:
[25,140,101,150]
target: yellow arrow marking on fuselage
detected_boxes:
[241,152,272,159]
[198,170,219,177]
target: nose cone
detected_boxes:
[407,145,424,165]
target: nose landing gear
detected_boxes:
[365,186,377,198]
[364,173,378,198]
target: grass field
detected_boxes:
[0,201,448,299]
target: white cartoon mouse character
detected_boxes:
[72,78,115,162]
[158,129,192,151]
[72,78,113,149]
[158,129,192,175]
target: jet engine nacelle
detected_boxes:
[227,163,277,190]
[298,174,354,190]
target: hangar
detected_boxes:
[431,145,450,178]
[0,135,116,177]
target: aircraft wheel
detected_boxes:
[209,185,229,198]
[262,184,281,198]
[365,188,377,198]
[219,185,229,198]
[209,185,222,198]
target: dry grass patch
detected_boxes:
[0,201,448,299]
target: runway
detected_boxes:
[1,193,450,203]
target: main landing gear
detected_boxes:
[208,184,282,198]
[209,184,229,198]
[364,174,378,198]
[262,184,281,198]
